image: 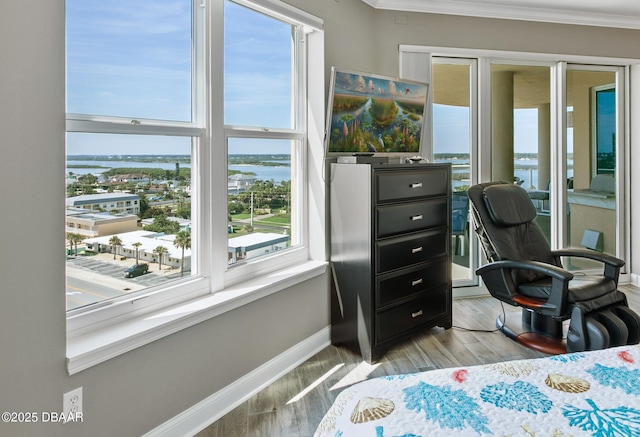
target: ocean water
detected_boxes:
[67,160,291,183]
[441,157,574,191]
[68,156,571,189]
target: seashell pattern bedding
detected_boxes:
[314,345,640,437]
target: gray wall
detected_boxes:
[369,10,640,73]
[291,0,640,81]
[2,0,640,435]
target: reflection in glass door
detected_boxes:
[490,63,552,242]
[565,68,620,270]
[432,59,475,283]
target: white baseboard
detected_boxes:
[143,326,331,437]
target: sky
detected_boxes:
[334,71,428,103]
[66,0,292,156]
[66,0,543,157]
[433,104,543,154]
[66,1,192,123]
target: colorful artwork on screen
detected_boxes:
[326,68,429,154]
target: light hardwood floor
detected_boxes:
[194,285,640,437]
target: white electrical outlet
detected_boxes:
[63,387,83,418]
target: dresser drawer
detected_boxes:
[376,198,447,238]
[376,231,447,273]
[375,168,449,203]
[376,289,449,342]
[376,259,449,307]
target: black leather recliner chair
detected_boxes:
[468,181,640,354]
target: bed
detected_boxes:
[314,345,640,437]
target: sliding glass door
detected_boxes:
[487,62,625,272]
[564,66,624,270]
[490,63,552,243]
[431,58,477,285]
[402,49,629,293]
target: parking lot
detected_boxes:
[66,254,183,310]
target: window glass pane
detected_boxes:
[66,133,193,311]
[227,138,295,265]
[594,86,616,175]
[224,1,295,128]
[432,62,472,283]
[66,0,193,121]
[566,70,617,267]
[490,64,551,243]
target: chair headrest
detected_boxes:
[483,184,537,226]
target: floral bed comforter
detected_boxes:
[314,345,640,437]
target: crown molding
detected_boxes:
[360,0,640,30]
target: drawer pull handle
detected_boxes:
[411,214,423,221]
[411,278,423,286]
[412,309,424,318]
[410,182,423,188]
[412,246,423,254]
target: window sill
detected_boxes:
[66,260,327,375]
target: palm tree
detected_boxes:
[67,233,83,256]
[67,234,75,255]
[173,230,191,277]
[109,235,123,260]
[132,242,142,264]
[153,246,169,270]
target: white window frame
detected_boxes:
[430,56,479,288]
[66,0,209,336]
[222,5,310,286]
[65,0,325,369]
[223,130,309,286]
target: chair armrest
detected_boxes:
[477,260,574,281]
[476,260,573,317]
[551,248,624,267]
[551,248,623,283]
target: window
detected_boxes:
[66,0,200,316]
[224,0,303,270]
[66,0,321,332]
[592,84,616,175]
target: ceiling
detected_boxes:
[361,0,640,29]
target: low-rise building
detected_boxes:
[108,173,149,184]
[66,192,141,214]
[228,232,289,263]
[84,230,191,271]
[228,174,257,195]
[66,209,139,238]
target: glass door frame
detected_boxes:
[559,64,629,276]
[431,57,479,288]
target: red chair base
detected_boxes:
[497,311,567,355]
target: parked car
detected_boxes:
[123,263,148,278]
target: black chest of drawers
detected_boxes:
[330,162,452,362]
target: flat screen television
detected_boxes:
[324,67,429,156]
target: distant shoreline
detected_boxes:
[67,154,292,167]
[67,152,570,161]
[67,154,192,163]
